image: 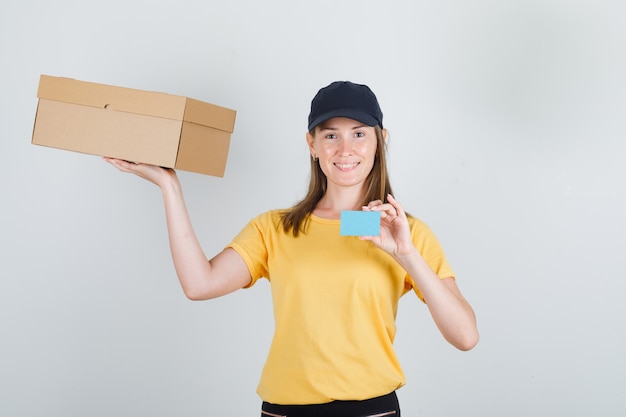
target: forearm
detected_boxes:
[159,177,213,299]
[395,249,479,351]
[104,158,249,299]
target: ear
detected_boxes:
[306,131,316,156]
[382,128,388,145]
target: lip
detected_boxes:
[334,162,360,171]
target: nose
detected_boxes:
[339,137,353,155]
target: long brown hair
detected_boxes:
[280,125,394,236]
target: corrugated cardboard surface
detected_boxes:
[178,122,231,177]
[32,75,236,176]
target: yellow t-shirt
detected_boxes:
[227,210,454,405]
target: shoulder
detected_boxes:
[246,209,288,232]
[229,209,288,256]
[406,214,455,279]
[251,209,285,223]
[406,215,443,246]
[406,214,431,233]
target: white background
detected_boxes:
[1,0,625,415]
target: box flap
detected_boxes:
[38,75,187,120]
[38,75,237,132]
[184,98,236,133]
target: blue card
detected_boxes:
[340,211,381,236]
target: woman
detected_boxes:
[105,81,478,417]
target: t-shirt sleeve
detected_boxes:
[407,217,456,302]
[225,212,272,288]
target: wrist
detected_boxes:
[159,171,182,195]
[392,245,420,268]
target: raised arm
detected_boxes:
[362,194,479,351]
[104,158,251,300]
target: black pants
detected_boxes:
[261,391,400,417]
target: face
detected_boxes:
[307,117,379,190]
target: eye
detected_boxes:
[324,133,338,140]
[353,131,366,140]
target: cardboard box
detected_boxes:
[32,75,236,177]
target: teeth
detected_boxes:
[336,163,358,169]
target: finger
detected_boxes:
[363,199,383,210]
[387,194,407,219]
[103,156,123,167]
[368,202,390,211]
[104,157,126,170]
[381,209,397,221]
[369,204,397,223]
[104,157,142,174]
[108,159,132,172]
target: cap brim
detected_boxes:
[308,109,379,131]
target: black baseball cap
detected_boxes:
[307,81,383,131]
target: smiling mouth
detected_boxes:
[334,162,359,170]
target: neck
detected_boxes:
[313,185,364,219]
